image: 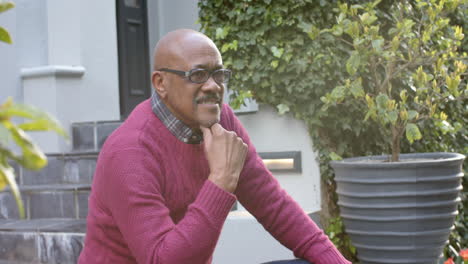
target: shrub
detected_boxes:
[198,0,467,261]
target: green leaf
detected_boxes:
[277,104,290,114]
[0,165,5,190]
[345,21,360,38]
[0,162,25,219]
[0,26,12,44]
[435,120,455,135]
[18,118,68,138]
[0,122,12,146]
[329,152,342,161]
[388,110,398,125]
[371,39,384,52]
[350,77,364,98]
[331,25,343,36]
[407,110,419,120]
[359,13,377,25]
[375,94,389,109]
[0,2,15,14]
[406,123,422,143]
[270,46,284,58]
[330,85,346,101]
[270,60,279,69]
[3,122,47,170]
[232,58,244,69]
[0,101,46,120]
[346,51,360,75]
[215,27,230,40]
[221,40,238,53]
[0,101,68,139]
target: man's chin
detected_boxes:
[199,118,219,128]
[196,107,221,128]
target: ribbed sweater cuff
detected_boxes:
[195,180,237,222]
[314,246,351,264]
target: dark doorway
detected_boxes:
[116,0,151,118]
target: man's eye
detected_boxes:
[190,70,209,81]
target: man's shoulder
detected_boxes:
[102,100,162,153]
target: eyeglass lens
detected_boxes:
[189,69,230,84]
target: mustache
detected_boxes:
[195,94,222,104]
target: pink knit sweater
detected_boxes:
[78,99,350,264]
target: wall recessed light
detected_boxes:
[258,151,301,173]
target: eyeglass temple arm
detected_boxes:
[158,68,190,77]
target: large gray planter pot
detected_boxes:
[330,152,465,264]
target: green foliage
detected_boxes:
[0,98,68,218]
[319,0,467,161]
[0,1,14,44]
[199,0,467,261]
[325,217,356,256]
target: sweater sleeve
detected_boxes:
[223,106,351,264]
[99,148,236,264]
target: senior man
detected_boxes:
[78,29,351,264]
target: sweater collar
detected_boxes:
[151,92,203,144]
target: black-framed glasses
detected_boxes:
[158,68,232,84]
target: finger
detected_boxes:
[200,126,211,136]
[200,126,212,144]
[211,123,225,136]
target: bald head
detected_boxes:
[150,29,225,129]
[153,29,220,71]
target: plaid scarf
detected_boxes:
[151,92,203,144]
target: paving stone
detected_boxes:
[0,231,39,262]
[20,184,89,192]
[77,191,90,219]
[38,233,84,264]
[0,220,20,230]
[72,123,95,151]
[22,156,65,185]
[29,192,75,219]
[40,220,86,233]
[97,122,120,149]
[0,219,60,232]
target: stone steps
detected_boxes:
[17,152,98,186]
[0,184,91,220]
[0,219,85,263]
[1,150,97,221]
[0,130,101,262]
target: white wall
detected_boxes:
[238,104,321,212]
[0,0,20,102]
[213,212,294,264]
[76,0,120,122]
[13,0,120,152]
[147,0,200,71]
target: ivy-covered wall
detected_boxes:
[199,0,467,261]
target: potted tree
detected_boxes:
[317,0,466,263]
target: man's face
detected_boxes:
[160,40,225,129]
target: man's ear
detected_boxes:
[152,71,167,98]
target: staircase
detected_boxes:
[0,121,120,263]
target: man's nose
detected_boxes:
[201,75,223,93]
